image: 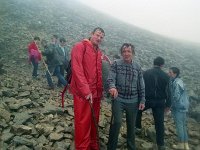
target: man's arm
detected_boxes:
[71,43,91,97]
[107,61,118,98]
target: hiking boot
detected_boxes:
[172,143,184,149]
[157,145,165,150]
[48,85,55,90]
[32,76,39,80]
[135,127,142,135]
[57,83,63,88]
[184,142,190,150]
[44,85,55,90]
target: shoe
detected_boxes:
[184,142,190,150]
[32,76,39,80]
[48,86,55,90]
[157,145,165,150]
[57,84,63,88]
[172,143,184,149]
[46,85,55,90]
[135,127,142,135]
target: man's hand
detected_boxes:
[139,103,145,110]
[109,88,118,99]
[85,93,93,103]
[165,107,171,115]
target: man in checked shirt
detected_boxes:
[107,43,145,150]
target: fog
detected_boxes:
[77,0,200,44]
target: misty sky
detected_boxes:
[77,0,200,44]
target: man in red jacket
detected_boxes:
[70,27,105,150]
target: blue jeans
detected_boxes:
[31,57,38,77]
[54,65,67,86]
[172,110,188,142]
[107,101,138,150]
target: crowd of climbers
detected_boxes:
[27,27,190,150]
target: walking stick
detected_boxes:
[89,99,100,149]
[28,31,53,82]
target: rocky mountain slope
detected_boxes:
[0,0,200,149]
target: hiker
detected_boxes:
[168,67,190,150]
[41,38,56,89]
[28,36,41,78]
[107,43,145,150]
[70,27,105,150]
[51,34,59,46]
[54,37,69,87]
[135,56,170,150]
[53,37,69,87]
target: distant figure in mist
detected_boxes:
[107,43,145,150]
[28,36,41,78]
[168,67,190,150]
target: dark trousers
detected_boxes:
[54,65,67,86]
[107,101,138,150]
[135,101,165,146]
[31,57,38,77]
[57,65,65,86]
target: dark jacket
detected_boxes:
[144,66,170,107]
[54,45,70,66]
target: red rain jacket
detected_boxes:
[70,39,103,99]
[28,41,42,63]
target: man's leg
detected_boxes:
[172,111,188,142]
[74,95,91,150]
[125,102,138,150]
[107,101,123,150]
[54,65,67,86]
[135,102,150,129]
[46,66,54,88]
[31,58,38,77]
[152,106,165,147]
[57,65,64,86]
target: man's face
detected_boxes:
[168,69,176,78]
[121,46,134,63]
[35,40,40,46]
[90,29,104,47]
[60,41,66,47]
[52,37,58,44]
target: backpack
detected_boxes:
[61,42,87,108]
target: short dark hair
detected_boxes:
[34,36,40,41]
[60,37,66,43]
[92,27,105,35]
[52,35,58,39]
[170,67,180,77]
[120,43,135,54]
[153,56,165,66]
